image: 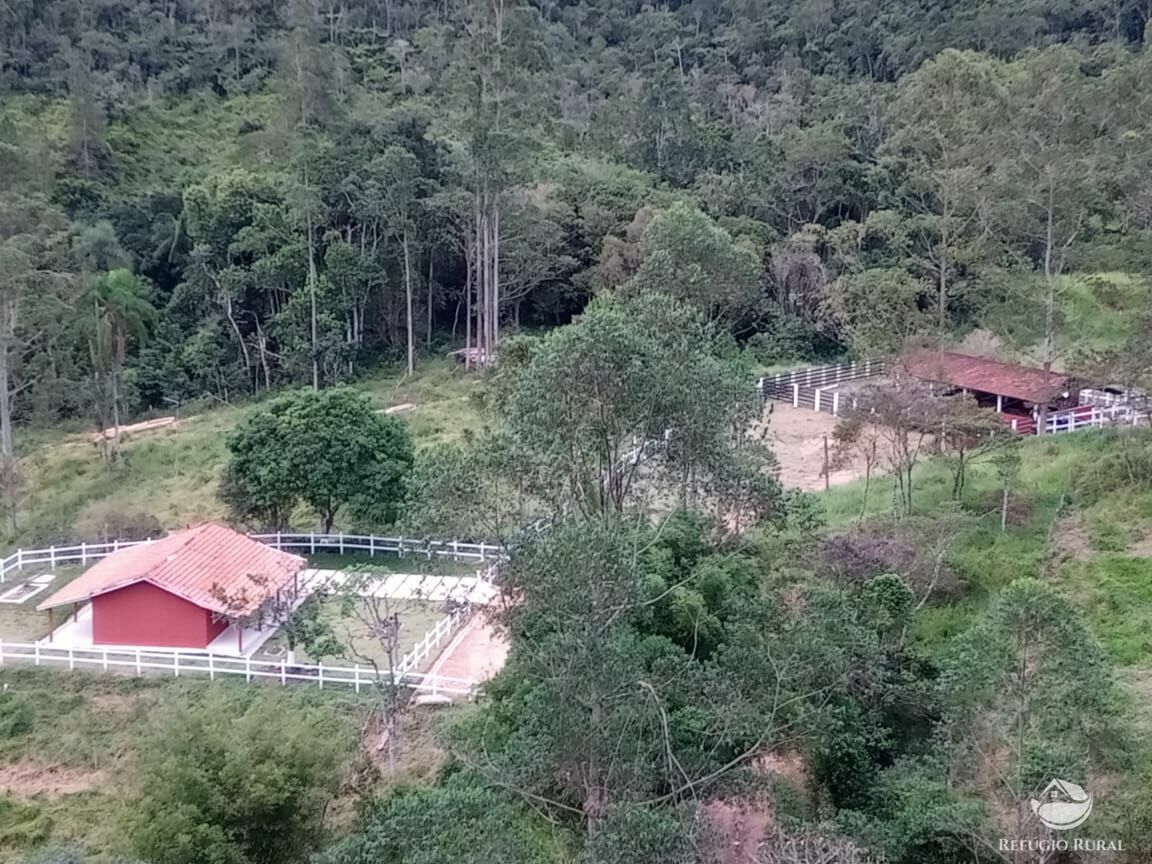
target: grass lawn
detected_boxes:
[0,568,85,643]
[260,597,447,669]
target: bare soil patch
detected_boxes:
[755,403,871,491]
[0,760,103,798]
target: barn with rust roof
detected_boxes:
[897,350,1080,432]
[37,522,304,651]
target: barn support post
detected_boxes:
[996,395,1003,413]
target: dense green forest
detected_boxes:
[3,0,1152,427]
[4,2,1152,864]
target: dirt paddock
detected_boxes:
[755,403,871,491]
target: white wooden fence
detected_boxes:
[0,532,504,696]
[0,640,476,695]
[759,359,887,400]
[1043,403,1144,434]
[0,532,505,582]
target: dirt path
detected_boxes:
[0,760,103,798]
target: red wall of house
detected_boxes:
[91,582,227,648]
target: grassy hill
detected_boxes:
[6,358,485,547]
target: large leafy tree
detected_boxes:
[222,387,414,531]
[479,291,777,527]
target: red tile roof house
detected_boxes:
[36,523,305,654]
[896,349,1080,433]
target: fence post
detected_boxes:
[174,652,179,677]
[865,358,872,377]
[310,532,316,555]
[281,660,287,686]
[135,648,141,675]
[81,542,87,565]
[832,392,840,415]
[318,661,324,689]
[68,647,73,670]
[102,647,107,672]
[370,535,376,557]
[275,530,282,550]
[792,384,799,407]
[49,546,56,568]
[34,642,39,665]
[398,537,405,558]
[245,656,252,682]
[0,642,5,666]
[453,540,459,560]
[339,534,345,555]
[814,388,821,412]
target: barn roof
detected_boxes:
[37,523,305,614]
[897,350,1073,403]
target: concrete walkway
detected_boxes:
[305,569,497,604]
[425,615,509,687]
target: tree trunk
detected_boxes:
[308,211,319,391]
[426,254,434,346]
[0,295,16,536]
[403,232,414,376]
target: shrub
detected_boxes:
[129,687,352,864]
[0,692,34,738]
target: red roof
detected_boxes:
[38,523,305,615]
[898,350,1073,403]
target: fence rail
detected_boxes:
[759,359,887,401]
[0,641,476,695]
[0,533,506,583]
